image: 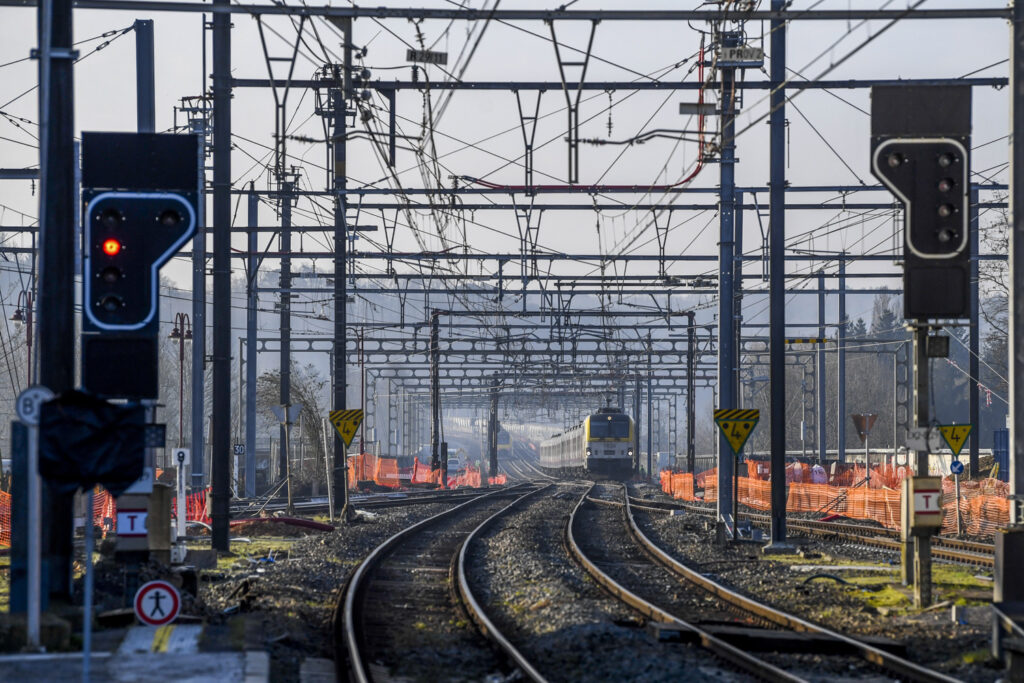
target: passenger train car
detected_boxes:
[496,429,512,459]
[539,407,635,479]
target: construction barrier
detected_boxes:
[665,466,1010,537]
[0,491,9,547]
[660,470,697,502]
[449,464,482,489]
[347,453,403,489]
[487,474,507,486]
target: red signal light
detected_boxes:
[102,238,121,256]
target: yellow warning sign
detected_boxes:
[938,424,972,457]
[329,409,364,447]
[714,409,760,454]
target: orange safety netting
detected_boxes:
[449,464,482,489]
[373,456,401,488]
[0,491,9,547]
[410,457,443,486]
[663,467,1011,536]
[660,470,697,501]
[487,474,507,486]
[90,486,212,536]
[347,452,402,489]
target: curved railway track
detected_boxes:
[568,484,804,682]
[621,487,960,682]
[572,483,960,682]
[336,482,540,682]
[455,485,553,682]
[630,496,995,568]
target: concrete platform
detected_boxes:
[0,651,269,682]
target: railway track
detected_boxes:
[621,487,960,682]
[336,482,540,682]
[573,484,959,682]
[630,495,995,568]
[569,484,804,682]
[231,486,498,518]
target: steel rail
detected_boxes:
[623,491,960,683]
[456,484,554,683]
[337,483,531,682]
[566,484,804,683]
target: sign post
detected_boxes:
[713,409,760,541]
[321,418,334,522]
[271,404,302,514]
[901,476,943,607]
[329,409,364,521]
[16,384,54,651]
[851,413,878,481]
[940,424,972,536]
[172,448,190,563]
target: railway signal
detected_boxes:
[80,132,200,398]
[84,192,195,331]
[870,85,972,320]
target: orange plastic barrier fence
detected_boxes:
[449,465,482,489]
[662,468,1010,535]
[661,470,696,501]
[0,491,9,547]
[91,486,212,536]
[487,474,507,485]
[373,457,401,488]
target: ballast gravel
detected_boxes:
[465,483,755,683]
[201,503,453,682]
[630,483,1001,683]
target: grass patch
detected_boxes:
[0,554,9,612]
[962,648,993,665]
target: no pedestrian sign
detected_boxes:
[714,408,759,454]
[329,409,364,447]
[134,580,181,626]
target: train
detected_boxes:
[496,429,512,458]
[539,407,635,479]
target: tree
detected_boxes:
[255,363,330,493]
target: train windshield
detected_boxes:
[497,431,511,444]
[589,415,630,439]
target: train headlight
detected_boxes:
[586,447,592,456]
[627,448,634,457]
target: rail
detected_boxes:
[456,484,554,683]
[336,483,532,682]
[624,489,961,683]
[566,484,803,683]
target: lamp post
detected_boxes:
[169,313,193,448]
[10,290,33,383]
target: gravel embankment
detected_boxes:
[466,483,755,683]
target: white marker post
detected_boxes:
[16,385,54,651]
[173,448,190,562]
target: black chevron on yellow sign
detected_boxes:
[714,408,760,454]
[329,409,364,447]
